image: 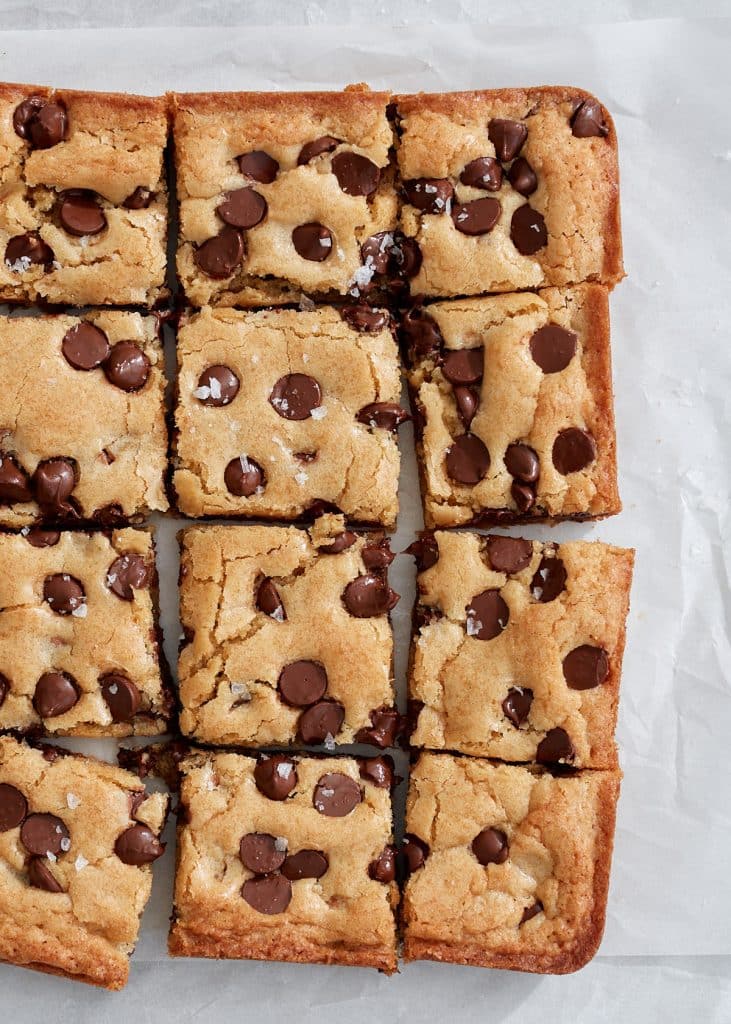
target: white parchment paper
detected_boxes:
[0,13,729,1020]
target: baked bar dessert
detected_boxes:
[394,87,623,298]
[402,752,620,973]
[0,528,170,736]
[169,748,398,971]
[172,87,401,307]
[0,735,168,989]
[0,311,168,527]
[408,531,633,768]
[173,305,407,526]
[178,517,399,748]
[404,285,620,526]
[0,83,167,305]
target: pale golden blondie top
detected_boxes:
[409,531,633,768]
[0,736,168,990]
[402,753,620,973]
[0,312,168,528]
[0,529,169,737]
[172,88,400,307]
[179,517,398,748]
[173,305,406,527]
[405,285,619,527]
[395,87,623,298]
[0,84,167,305]
[170,750,398,972]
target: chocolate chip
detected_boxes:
[512,481,536,512]
[104,341,150,392]
[562,645,609,690]
[33,672,79,718]
[453,385,479,428]
[356,402,409,431]
[318,531,357,554]
[295,451,317,464]
[360,231,393,275]
[531,555,567,603]
[445,433,490,485]
[485,536,532,574]
[238,150,279,183]
[505,443,539,483]
[256,578,286,621]
[61,322,110,371]
[20,813,69,856]
[502,686,533,727]
[224,455,265,497]
[405,533,439,572]
[332,152,381,196]
[442,348,483,385]
[488,118,528,162]
[242,873,292,914]
[13,96,68,149]
[217,187,267,229]
[356,707,399,748]
[552,428,597,474]
[254,755,298,800]
[59,191,106,236]
[520,900,544,924]
[402,834,429,874]
[571,98,609,138]
[27,856,64,893]
[359,755,394,789]
[536,727,575,765]
[0,455,32,504]
[394,234,422,278]
[298,136,341,165]
[107,552,150,600]
[313,772,362,817]
[282,849,328,880]
[0,783,27,831]
[195,226,245,278]
[369,845,397,883]
[114,823,165,864]
[25,528,60,548]
[298,700,345,744]
[240,833,286,874]
[0,673,8,707]
[472,827,509,865]
[292,222,333,262]
[362,540,395,570]
[100,672,141,722]
[269,373,322,420]
[460,157,502,191]
[5,232,54,271]
[529,323,577,373]
[511,204,547,255]
[507,157,538,197]
[278,660,327,707]
[400,306,444,360]
[33,457,76,512]
[43,573,85,615]
[466,589,509,641]
[403,178,454,214]
[343,574,399,617]
[340,306,389,333]
[123,186,155,210]
[451,197,501,235]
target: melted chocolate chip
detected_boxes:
[104,341,150,392]
[224,455,265,497]
[13,96,68,149]
[318,531,357,554]
[552,428,597,474]
[298,700,345,744]
[238,150,279,183]
[269,373,322,420]
[507,157,538,197]
[400,306,444,360]
[194,226,245,279]
[460,157,502,191]
[369,845,397,883]
[217,187,267,229]
[340,306,389,333]
[445,433,490,485]
[5,232,55,271]
[298,136,341,165]
[356,707,399,748]
[511,481,536,513]
[529,323,577,373]
[362,539,395,570]
[0,673,8,707]
[25,528,61,548]
[59,190,106,236]
[20,813,69,856]
[332,152,381,196]
[0,455,32,504]
[488,118,528,162]
[256,578,286,621]
[536,727,575,765]
[343,574,399,617]
[240,833,286,874]
[405,533,439,572]
[402,834,429,874]
[100,672,141,722]
[62,322,110,370]
[511,204,547,255]
[0,783,28,831]
[278,660,328,707]
[451,197,501,235]
[571,98,609,138]
[531,555,567,603]
[442,348,483,385]
[33,457,76,512]
[472,827,509,865]
[282,849,328,880]
[466,589,510,641]
[502,686,533,727]
[33,672,80,718]
[356,402,409,431]
[313,772,362,817]
[562,645,609,690]
[292,222,333,262]
[43,573,85,615]
[254,755,298,800]
[359,755,395,789]
[485,536,533,575]
[505,443,540,483]
[28,855,64,893]
[520,900,544,924]
[453,385,479,428]
[403,178,454,214]
[242,873,292,914]
[123,186,155,210]
[114,823,165,864]
[107,553,150,600]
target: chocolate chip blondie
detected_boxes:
[0,311,168,527]
[407,531,633,768]
[0,735,168,989]
[169,748,398,971]
[172,87,401,307]
[0,528,170,736]
[173,305,407,526]
[401,752,620,973]
[394,87,623,298]
[179,517,399,748]
[404,285,620,526]
[0,84,168,305]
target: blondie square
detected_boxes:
[169,749,398,971]
[402,753,620,973]
[0,83,167,305]
[405,285,620,527]
[0,735,168,989]
[178,517,398,748]
[408,531,633,768]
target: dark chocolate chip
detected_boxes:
[405,533,439,572]
[445,433,490,485]
[472,827,509,865]
[403,178,454,214]
[123,186,154,210]
[505,443,539,483]
[552,428,597,474]
[100,672,141,723]
[313,772,362,817]
[25,528,60,548]
[281,849,328,880]
[451,197,501,235]
[0,783,27,831]
[529,323,577,373]
[33,458,76,511]
[0,672,8,707]
[402,834,429,874]
[485,536,533,574]
[340,306,389,333]
[256,578,286,621]
[531,555,567,603]
[502,686,533,727]
[343,574,399,618]
[107,553,150,600]
[61,322,110,371]
[507,157,538,197]
[43,573,85,615]
[20,813,69,856]
[5,232,54,270]
[460,157,502,192]
[0,455,32,504]
[242,873,292,914]
[488,118,528,162]
[318,531,357,554]
[238,150,279,183]
[356,707,399,748]
[369,845,397,883]
[33,672,79,718]
[400,306,443,360]
[356,402,409,431]
[571,98,609,138]
[59,190,106,236]
[13,96,68,149]
[298,700,345,744]
[359,755,395,789]
[224,455,265,497]
[562,645,609,690]
[104,341,150,392]
[362,540,395,570]
[269,373,322,420]
[466,589,510,641]
[28,855,64,893]
[453,385,479,428]
[394,234,422,278]
[254,755,298,800]
[520,900,544,924]
[194,226,245,278]
[442,348,483,385]
[217,187,267,229]
[298,136,341,165]
[114,823,165,864]
[360,231,392,274]
[511,481,535,512]
[278,660,327,707]
[510,204,547,255]
[536,727,575,765]
[332,152,381,196]
[292,222,333,262]
[240,832,286,874]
